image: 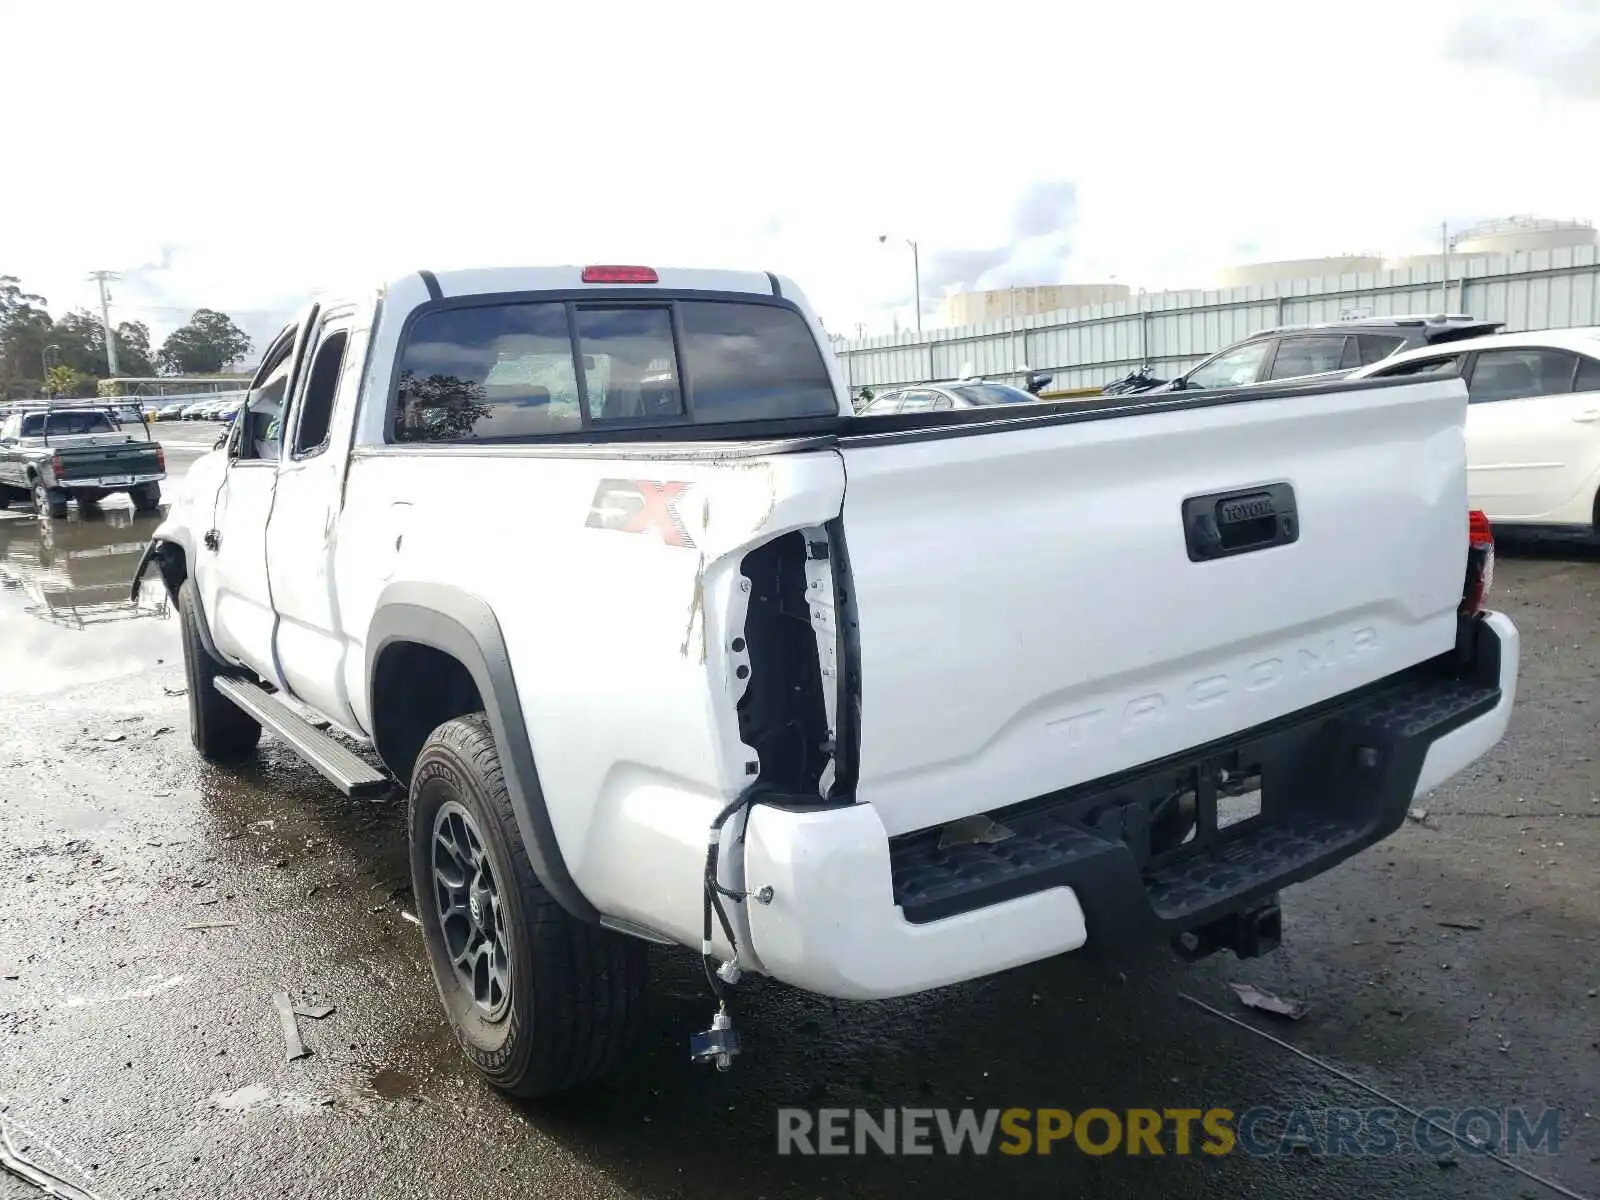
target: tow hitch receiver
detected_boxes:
[1171,895,1283,961]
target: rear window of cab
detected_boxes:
[392,298,838,441]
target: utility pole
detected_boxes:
[88,270,122,375]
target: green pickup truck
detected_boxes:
[0,406,166,518]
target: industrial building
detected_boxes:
[937,283,1129,327]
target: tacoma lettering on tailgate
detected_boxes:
[1047,626,1379,748]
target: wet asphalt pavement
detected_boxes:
[2,423,1598,1199]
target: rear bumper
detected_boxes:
[742,612,1516,1000]
[59,472,162,490]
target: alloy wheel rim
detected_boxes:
[430,800,512,1020]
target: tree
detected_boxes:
[158,309,253,374]
[115,320,155,376]
[45,364,95,398]
[49,309,110,376]
[0,274,52,397]
[395,371,491,440]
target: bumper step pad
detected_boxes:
[889,669,1499,942]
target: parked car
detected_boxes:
[150,402,187,422]
[1349,327,1600,533]
[858,379,1046,414]
[180,401,212,420]
[1158,314,1503,393]
[133,264,1514,1100]
[110,402,143,425]
[0,404,165,517]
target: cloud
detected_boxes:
[1011,181,1078,241]
[905,180,1080,312]
[1445,4,1600,101]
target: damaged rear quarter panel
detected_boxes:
[341,445,845,944]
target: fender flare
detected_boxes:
[366,582,598,923]
[130,529,230,670]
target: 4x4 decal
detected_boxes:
[585,479,696,548]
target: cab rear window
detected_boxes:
[18,411,116,436]
[393,298,836,442]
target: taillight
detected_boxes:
[155,444,166,471]
[1461,509,1494,616]
[51,453,63,476]
[581,265,658,284]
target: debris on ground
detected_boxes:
[400,911,421,927]
[937,814,1015,850]
[1437,918,1484,931]
[98,733,126,744]
[293,1004,335,1021]
[1229,982,1308,1020]
[185,921,238,931]
[1406,807,1429,824]
[162,686,187,696]
[272,992,309,1062]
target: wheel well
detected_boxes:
[1592,487,1600,532]
[370,642,484,786]
[153,541,189,603]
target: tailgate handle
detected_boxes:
[1183,483,1298,562]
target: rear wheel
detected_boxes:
[178,580,260,761]
[409,714,648,1098]
[131,483,162,513]
[31,477,67,519]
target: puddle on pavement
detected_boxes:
[366,1067,422,1100]
[0,506,175,698]
[207,1068,425,1118]
[62,974,186,1010]
[210,1083,337,1115]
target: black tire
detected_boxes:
[178,580,260,761]
[131,482,161,513]
[408,714,647,1098]
[31,476,67,519]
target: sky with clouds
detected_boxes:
[2,0,1597,351]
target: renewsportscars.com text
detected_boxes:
[776,1106,1562,1158]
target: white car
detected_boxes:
[1350,327,1600,533]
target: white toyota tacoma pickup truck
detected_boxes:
[131,264,1516,1097]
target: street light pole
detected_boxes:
[879,234,923,334]
[42,343,61,402]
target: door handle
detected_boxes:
[1572,409,1600,423]
[204,529,221,551]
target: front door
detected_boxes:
[264,309,361,726]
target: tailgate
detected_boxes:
[56,442,161,481]
[838,377,1470,836]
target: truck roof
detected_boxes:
[390,265,790,302]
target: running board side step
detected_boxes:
[213,677,391,800]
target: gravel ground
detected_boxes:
[1,439,1596,1199]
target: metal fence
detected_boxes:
[829,245,1600,394]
